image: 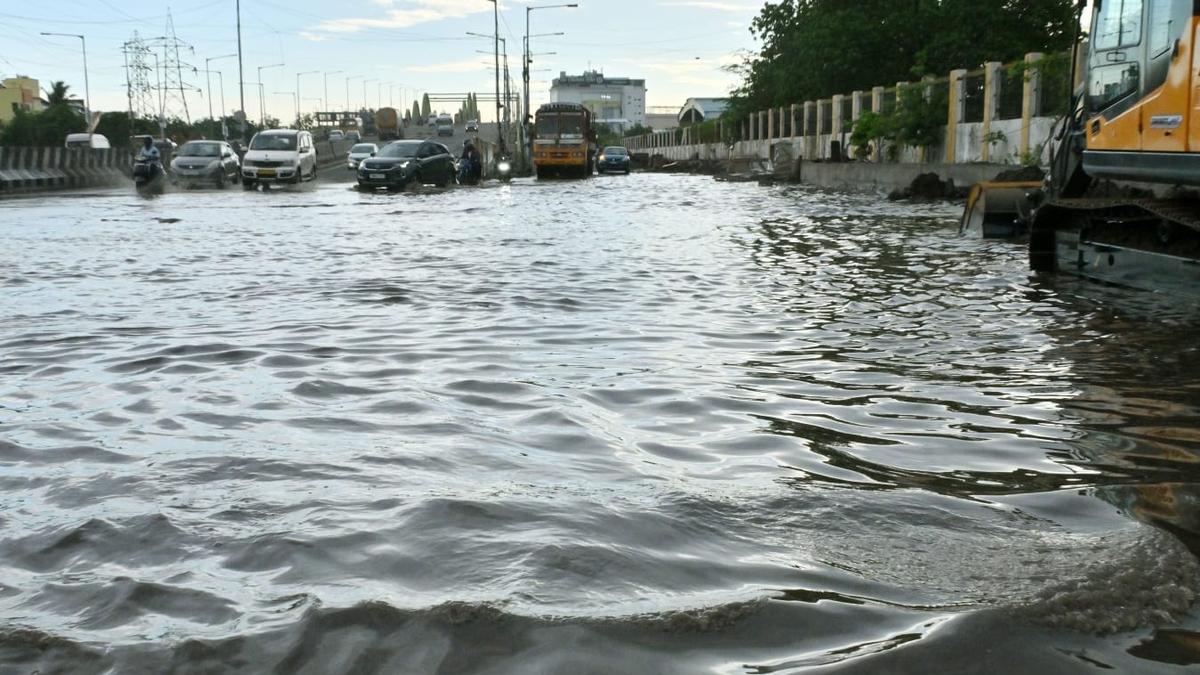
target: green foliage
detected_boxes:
[0,104,85,146]
[411,101,421,123]
[983,130,1008,146]
[44,81,70,106]
[421,94,431,119]
[728,0,1078,119]
[622,123,652,138]
[848,82,948,159]
[1019,142,1046,167]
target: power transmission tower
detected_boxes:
[122,32,157,122]
[156,10,195,124]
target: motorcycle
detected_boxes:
[457,155,481,186]
[495,155,513,182]
[133,158,165,195]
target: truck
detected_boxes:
[375,107,401,141]
[532,102,597,179]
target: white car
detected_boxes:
[346,142,378,170]
[241,129,318,188]
[328,129,345,142]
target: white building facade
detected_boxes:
[550,71,646,132]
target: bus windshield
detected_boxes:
[536,115,558,136]
[559,114,583,135]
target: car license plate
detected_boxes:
[370,173,385,180]
[259,169,276,177]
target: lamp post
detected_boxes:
[323,70,342,115]
[524,4,577,162]
[274,91,298,127]
[39,32,91,128]
[345,75,360,111]
[204,53,237,121]
[296,70,319,128]
[486,0,503,151]
[236,0,246,140]
[257,63,284,126]
[363,78,377,110]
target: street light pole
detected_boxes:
[257,63,284,126]
[322,70,341,128]
[39,32,91,129]
[345,75,360,111]
[296,70,319,128]
[236,0,246,141]
[524,4,577,163]
[489,0,503,152]
[274,91,297,127]
[205,54,237,122]
[363,78,377,110]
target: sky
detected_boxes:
[0,0,768,123]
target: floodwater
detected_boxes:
[2,173,1200,673]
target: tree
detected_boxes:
[728,0,1078,119]
[0,105,85,146]
[411,101,421,124]
[421,93,431,119]
[44,81,71,106]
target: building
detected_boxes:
[550,71,645,132]
[678,97,729,125]
[0,76,45,123]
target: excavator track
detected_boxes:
[1029,199,1200,291]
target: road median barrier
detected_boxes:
[0,146,128,195]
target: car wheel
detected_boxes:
[242,180,256,191]
[215,171,226,189]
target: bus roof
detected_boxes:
[537,102,586,113]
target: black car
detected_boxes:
[597,145,631,174]
[357,140,456,191]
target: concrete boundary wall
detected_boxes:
[628,50,1067,173]
[0,147,128,194]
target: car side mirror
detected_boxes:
[223,152,232,158]
[370,152,376,157]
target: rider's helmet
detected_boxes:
[463,139,474,148]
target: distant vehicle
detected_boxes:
[328,129,345,142]
[64,133,110,149]
[170,140,240,188]
[465,119,479,133]
[597,146,631,175]
[241,129,318,189]
[533,102,597,179]
[427,114,438,127]
[346,142,378,170]
[375,107,402,141]
[436,114,454,137]
[356,139,455,191]
[345,130,362,143]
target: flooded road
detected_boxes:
[2,173,1200,673]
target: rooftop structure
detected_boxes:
[550,70,646,133]
[678,98,730,125]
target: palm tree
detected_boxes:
[44,81,70,106]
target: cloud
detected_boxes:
[316,0,490,33]
[298,31,330,42]
[659,0,760,11]
[405,59,490,73]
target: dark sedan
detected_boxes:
[597,146,631,174]
[357,140,456,191]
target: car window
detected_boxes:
[351,144,376,153]
[250,134,297,151]
[379,143,420,158]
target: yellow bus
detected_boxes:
[532,102,595,179]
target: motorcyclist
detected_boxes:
[136,136,161,163]
[461,139,482,182]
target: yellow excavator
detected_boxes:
[964,0,1200,289]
